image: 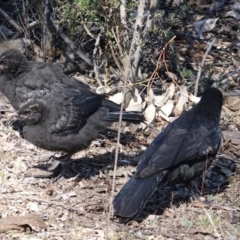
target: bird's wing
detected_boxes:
[15,79,52,107]
[14,62,92,106]
[46,83,104,136]
[136,121,221,178]
[11,61,105,135]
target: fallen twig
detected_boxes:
[0,193,85,214]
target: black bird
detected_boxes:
[0,49,94,109]
[0,49,143,176]
[13,99,142,155]
[113,88,223,220]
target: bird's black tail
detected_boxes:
[102,99,144,123]
[113,173,162,220]
[102,99,122,111]
[107,111,144,123]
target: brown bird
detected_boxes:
[113,88,223,221]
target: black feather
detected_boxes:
[113,87,223,220]
[0,49,144,176]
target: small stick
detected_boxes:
[0,8,23,32]
[92,29,103,86]
[50,17,93,67]
[0,193,84,214]
[194,38,216,96]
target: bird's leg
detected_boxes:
[47,153,72,171]
[185,183,211,209]
[185,183,200,200]
[51,153,73,182]
[24,153,72,179]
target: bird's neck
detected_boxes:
[196,100,222,123]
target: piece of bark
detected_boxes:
[0,214,47,233]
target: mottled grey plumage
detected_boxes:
[113,88,223,220]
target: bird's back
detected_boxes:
[113,88,223,219]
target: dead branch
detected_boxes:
[93,29,103,86]
[130,0,146,81]
[144,0,157,35]
[0,8,23,32]
[120,0,129,57]
[109,43,123,72]
[50,17,93,67]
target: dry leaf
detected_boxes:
[96,86,111,94]
[162,100,174,117]
[174,87,188,116]
[27,202,39,212]
[194,18,218,37]
[144,103,156,124]
[232,0,240,12]
[109,92,124,104]
[62,191,77,200]
[159,100,174,121]
[168,83,176,99]
[126,88,142,112]
[148,87,155,103]
[141,103,156,129]
[189,94,201,104]
[165,71,178,81]
[225,10,240,20]
[222,105,235,116]
[0,214,46,233]
[224,96,240,111]
[158,112,169,122]
[154,89,170,107]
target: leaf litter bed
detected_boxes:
[0,1,240,239]
[0,94,239,240]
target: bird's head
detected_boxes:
[197,87,223,123]
[201,87,223,106]
[0,49,28,76]
[16,101,45,125]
